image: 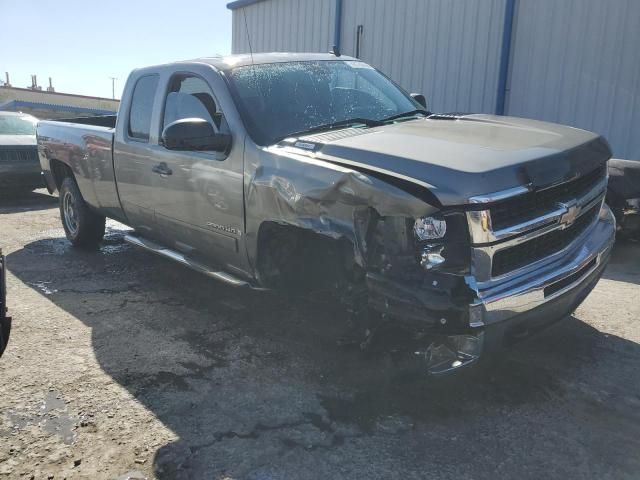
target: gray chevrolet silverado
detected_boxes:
[37,53,615,374]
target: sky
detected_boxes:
[0,0,232,99]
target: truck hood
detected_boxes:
[0,134,37,147]
[290,114,611,206]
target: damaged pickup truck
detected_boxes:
[37,53,615,374]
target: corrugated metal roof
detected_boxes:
[0,100,116,116]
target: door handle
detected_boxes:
[152,162,173,176]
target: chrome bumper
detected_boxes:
[468,204,615,326]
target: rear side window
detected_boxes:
[128,75,159,141]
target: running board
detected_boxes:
[124,234,257,289]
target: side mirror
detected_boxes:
[410,93,428,110]
[161,118,231,152]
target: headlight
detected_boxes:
[414,216,447,241]
[413,212,470,274]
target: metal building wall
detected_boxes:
[231,0,336,54]
[231,0,505,114]
[230,0,640,159]
[506,0,640,159]
[339,0,505,113]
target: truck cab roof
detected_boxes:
[181,52,358,72]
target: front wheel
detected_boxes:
[59,177,105,248]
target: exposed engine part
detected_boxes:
[364,211,473,329]
[256,210,475,351]
[607,159,640,240]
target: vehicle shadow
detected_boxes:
[7,229,640,479]
[0,189,57,214]
[602,240,640,285]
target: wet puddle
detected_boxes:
[7,391,76,445]
[28,281,58,295]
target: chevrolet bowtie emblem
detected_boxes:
[559,202,580,226]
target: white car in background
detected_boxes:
[0,111,42,195]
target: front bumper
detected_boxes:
[469,204,615,327]
[423,205,615,374]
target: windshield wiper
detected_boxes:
[276,117,385,143]
[380,109,429,123]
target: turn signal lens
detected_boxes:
[414,216,447,241]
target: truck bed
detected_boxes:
[37,116,125,221]
[51,115,117,128]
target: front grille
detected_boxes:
[0,147,39,164]
[489,165,606,231]
[492,204,600,277]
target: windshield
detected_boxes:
[0,115,38,135]
[227,60,422,145]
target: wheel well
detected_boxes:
[49,159,73,190]
[256,222,362,293]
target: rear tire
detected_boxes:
[59,177,105,248]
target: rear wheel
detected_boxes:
[59,177,105,248]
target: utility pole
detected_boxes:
[108,77,117,99]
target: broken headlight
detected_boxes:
[414,216,447,241]
[414,212,470,273]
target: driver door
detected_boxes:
[149,73,245,270]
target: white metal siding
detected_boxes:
[231,0,504,114]
[507,0,640,159]
[232,0,336,54]
[339,0,505,113]
[230,0,640,159]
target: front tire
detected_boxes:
[59,177,105,248]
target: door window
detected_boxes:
[128,74,159,141]
[162,75,226,133]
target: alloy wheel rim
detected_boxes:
[63,191,79,235]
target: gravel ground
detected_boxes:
[1,190,639,480]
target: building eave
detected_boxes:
[0,100,116,116]
[0,85,118,103]
[227,0,267,10]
